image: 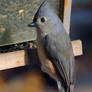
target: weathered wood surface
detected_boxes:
[0,0,61,46]
[0,40,82,70]
[0,50,29,70]
[72,40,83,56]
[63,0,72,33]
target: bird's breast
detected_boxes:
[37,38,57,80]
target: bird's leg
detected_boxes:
[56,80,65,92]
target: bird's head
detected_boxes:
[28,1,62,35]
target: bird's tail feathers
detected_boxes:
[69,84,74,92]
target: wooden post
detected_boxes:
[63,0,83,56]
[63,0,72,34]
[0,50,29,70]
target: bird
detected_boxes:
[28,1,75,92]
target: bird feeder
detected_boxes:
[0,0,82,70]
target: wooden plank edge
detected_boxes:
[72,40,83,56]
[63,0,72,34]
[0,40,82,70]
[0,50,29,70]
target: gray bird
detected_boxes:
[28,1,75,92]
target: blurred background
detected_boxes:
[0,0,92,92]
[71,0,92,92]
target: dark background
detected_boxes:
[71,0,92,92]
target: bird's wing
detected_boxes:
[42,31,75,88]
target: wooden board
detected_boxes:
[0,50,29,70]
[72,40,83,56]
[63,0,72,33]
[0,40,82,70]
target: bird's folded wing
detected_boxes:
[42,32,74,87]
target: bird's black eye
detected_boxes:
[40,17,46,23]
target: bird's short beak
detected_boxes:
[28,22,36,27]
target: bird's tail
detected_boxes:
[69,84,74,92]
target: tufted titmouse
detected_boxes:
[28,1,75,92]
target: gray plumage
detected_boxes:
[28,1,75,92]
